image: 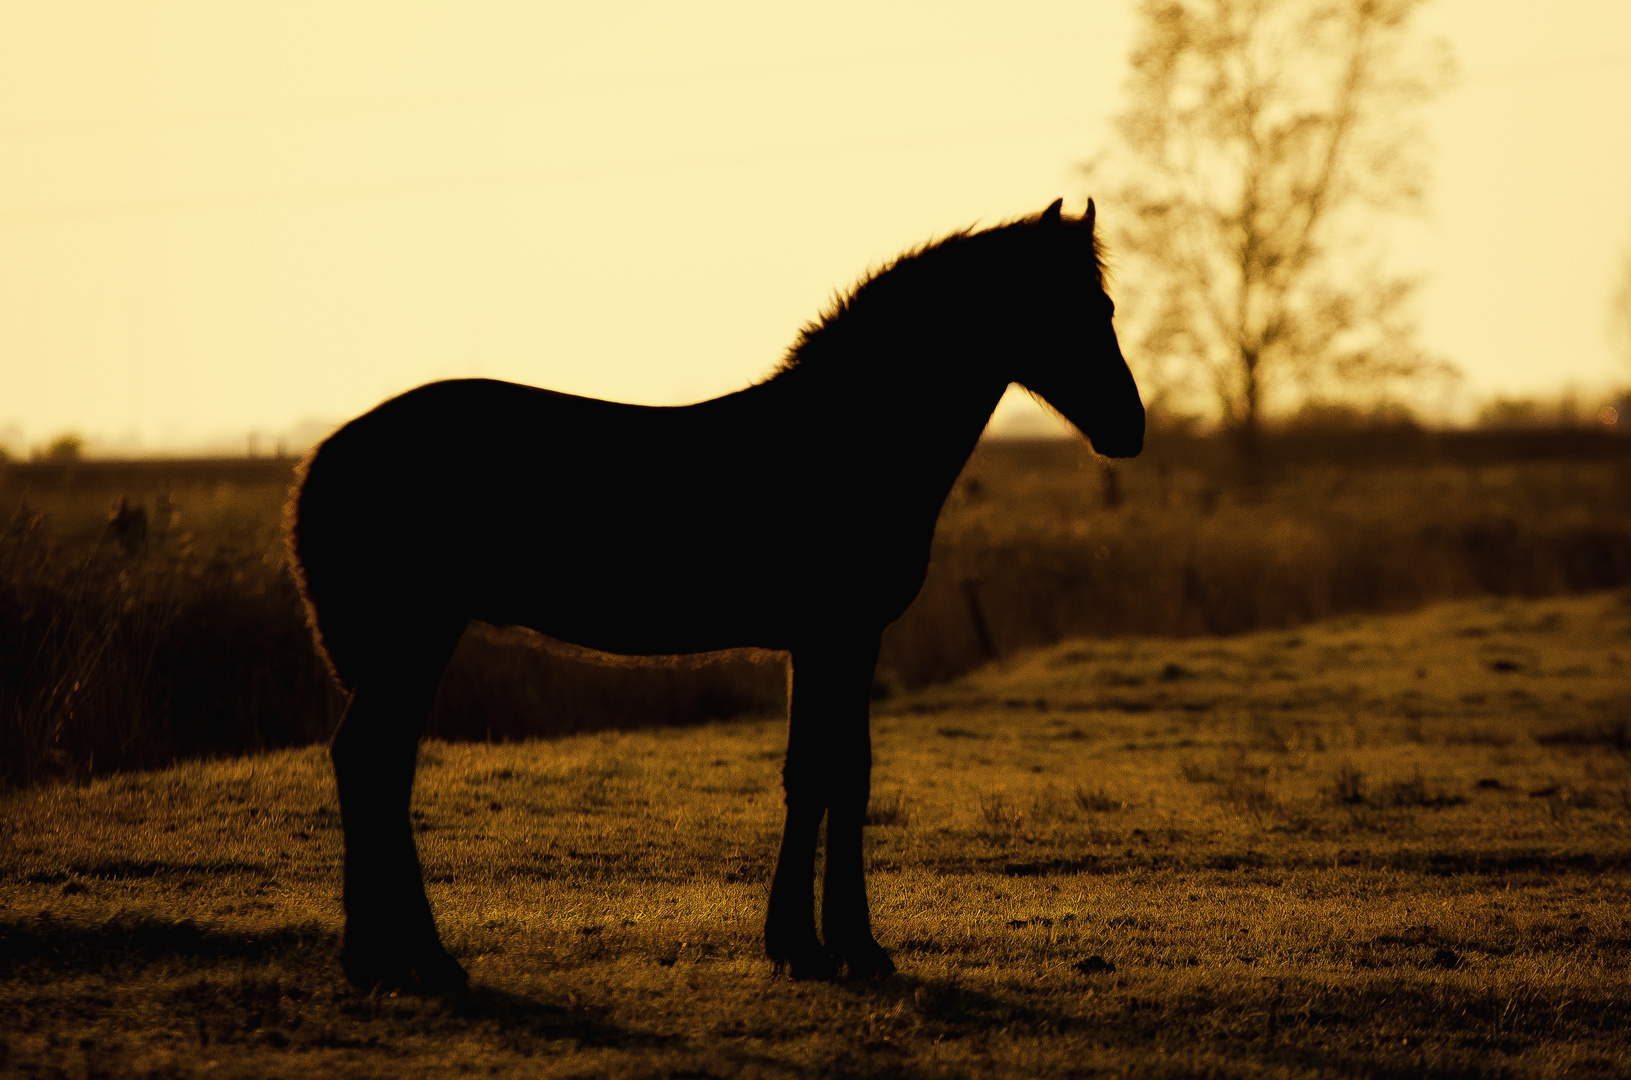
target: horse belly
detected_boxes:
[468,518,789,655]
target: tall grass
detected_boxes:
[877,432,1631,686]
[428,625,789,743]
[0,469,342,788]
[3,426,1629,786]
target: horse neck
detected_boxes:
[779,306,1012,507]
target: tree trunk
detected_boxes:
[1235,354,1264,492]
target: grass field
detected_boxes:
[4,590,1629,1078]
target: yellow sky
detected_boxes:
[2,1,1630,454]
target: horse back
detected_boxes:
[291,379,937,667]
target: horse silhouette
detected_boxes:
[286,197,1143,991]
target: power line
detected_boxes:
[0,113,1106,225]
[5,45,1627,225]
[1463,50,1631,85]
[0,35,1116,143]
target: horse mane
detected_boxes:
[769,204,1106,378]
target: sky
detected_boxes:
[2,1,1630,455]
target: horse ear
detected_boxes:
[1084,198,1096,233]
[1041,198,1063,225]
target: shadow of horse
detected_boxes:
[286,198,1144,991]
[0,912,334,978]
[0,913,661,1051]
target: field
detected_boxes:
[4,590,1630,1078]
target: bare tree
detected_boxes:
[1085,0,1456,468]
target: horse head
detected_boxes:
[1008,198,1144,459]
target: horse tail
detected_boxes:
[285,411,407,694]
[285,428,352,691]
[286,384,477,693]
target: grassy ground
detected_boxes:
[4,591,1630,1078]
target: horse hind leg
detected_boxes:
[330,618,468,992]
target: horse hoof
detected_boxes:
[768,944,839,981]
[788,950,840,981]
[766,920,838,981]
[341,942,469,994]
[824,928,895,980]
[838,942,895,980]
[405,949,471,994]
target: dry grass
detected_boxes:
[3,591,1630,1077]
[0,464,342,788]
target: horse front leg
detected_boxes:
[330,623,468,992]
[765,796,831,980]
[765,637,892,979]
[822,766,894,979]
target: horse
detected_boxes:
[285,197,1144,991]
